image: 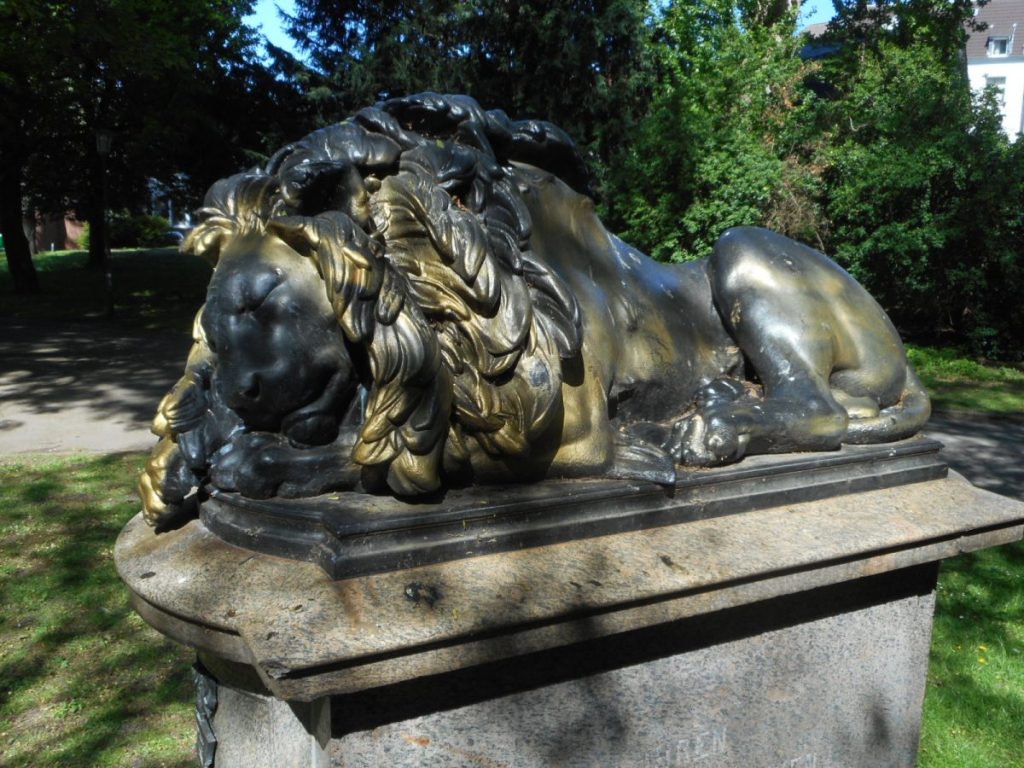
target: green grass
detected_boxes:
[0,248,211,333]
[0,454,194,768]
[920,543,1024,768]
[908,345,1024,416]
[1,455,1021,767]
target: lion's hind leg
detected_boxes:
[830,389,881,420]
[671,227,857,465]
[670,378,849,466]
[842,368,931,444]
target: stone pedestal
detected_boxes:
[115,450,1024,768]
[327,564,939,768]
[192,660,330,768]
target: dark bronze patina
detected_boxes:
[139,92,930,528]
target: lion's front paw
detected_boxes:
[139,469,171,526]
[139,437,200,528]
[209,433,289,498]
[671,412,749,467]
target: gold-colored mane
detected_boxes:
[180,104,585,494]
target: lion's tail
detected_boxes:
[843,368,932,444]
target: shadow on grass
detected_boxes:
[926,378,1024,416]
[0,248,211,332]
[0,454,195,768]
[0,249,208,440]
[923,414,1024,501]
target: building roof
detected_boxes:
[802,22,830,39]
[967,0,1024,60]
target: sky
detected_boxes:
[244,0,837,60]
[244,0,300,58]
[800,2,837,27]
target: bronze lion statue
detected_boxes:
[139,93,930,528]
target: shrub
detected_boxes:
[108,213,171,248]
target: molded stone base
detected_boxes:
[202,439,948,579]
[197,565,938,767]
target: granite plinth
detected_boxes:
[327,564,938,767]
[193,659,330,768]
[115,459,1024,767]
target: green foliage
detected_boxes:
[605,1,824,261]
[4,0,1021,356]
[0,0,308,258]
[602,0,1024,357]
[815,28,1024,357]
[79,214,173,249]
[285,0,656,186]
[108,213,171,248]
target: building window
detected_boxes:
[986,75,1007,106]
[988,36,1010,56]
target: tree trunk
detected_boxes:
[88,152,108,269]
[87,200,107,268]
[0,158,40,294]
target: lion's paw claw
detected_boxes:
[673,413,747,467]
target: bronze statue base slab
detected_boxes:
[115,459,1024,767]
[201,438,947,579]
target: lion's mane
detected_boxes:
[182,93,588,494]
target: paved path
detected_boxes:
[922,414,1024,500]
[1,317,1020,499]
[0,318,191,454]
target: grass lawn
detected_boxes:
[0,248,210,333]
[908,345,1024,416]
[920,541,1024,768]
[0,454,194,768]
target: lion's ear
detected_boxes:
[182,220,230,265]
[183,172,281,265]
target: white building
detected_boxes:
[966,0,1024,139]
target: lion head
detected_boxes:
[148,93,591,504]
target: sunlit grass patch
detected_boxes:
[908,345,1024,415]
[0,454,194,767]
[919,542,1024,768]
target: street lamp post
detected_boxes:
[95,128,114,316]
